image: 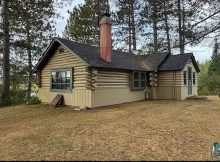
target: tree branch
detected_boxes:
[184,26,220,46]
[191,10,220,29]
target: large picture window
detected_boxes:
[51,69,72,92]
[131,71,146,90]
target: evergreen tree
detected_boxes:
[209,38,220,75]
[206,38,220,94]
[10,0,56,99]
[113,0,144,52]
[63,0,109,45]
[198,60,210,95]
[2,0,10,105]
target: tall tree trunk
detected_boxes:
[182,0,185,53]
[128,2,132,53]
[27,21,32,99]
[163,1,171,54]
[152,0,158,54]
[178,0,184,54]
[131,0,136,51]
[2,0,10,105]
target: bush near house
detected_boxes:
[26,96,41,105]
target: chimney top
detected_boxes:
[99,12,112,63]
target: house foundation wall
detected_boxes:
[38,88,92,107]
[91,87,146,107]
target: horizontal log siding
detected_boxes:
[91,69,146,107]
[95,70,129,88]
[157,71,182,87]
[39,45,92,107]
[41,46,89,89]
[149,71,182,100]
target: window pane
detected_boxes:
[66,84,71,90]
[141,81,145,87]
[61,84,66,90]
[134,72,139,80]
[66,71,70,77]
[134,81,139,88]
[53,84,59,89]
[52,77,56,83]
[61,77,66,83]
[66,77,70,83]
[51,72,56,83]
[52,72,56,77]
[141,72,145,80]
[56,77,61,83]
[52,84,55,89]
[59,71,65,78]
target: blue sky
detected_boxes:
[54,0,212,63]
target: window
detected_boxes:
[131,71,146,90]
[51,69,72,92]
[183,71,187,85]
[193,72,196,85]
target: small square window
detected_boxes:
[131,71,147,90]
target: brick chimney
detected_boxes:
[99,13,112,62]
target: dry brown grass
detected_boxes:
[1,96,220,160]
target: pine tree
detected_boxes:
[140,0,165,54]
[63,0,109,45]
[10,0,56,99]
[113,0,143,53]
[162,0,172,54]
[2,0,10,105]
[209,38,220,75]
[206,38,220,94]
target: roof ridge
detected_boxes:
[56,37,135,55]
[55,37,99,47]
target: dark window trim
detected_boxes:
[50,68,73,93]
[193,72,196,85]
[131,71,146,91]
[183,71,187,85]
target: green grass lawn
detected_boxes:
[1,97,220,160]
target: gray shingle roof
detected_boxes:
[136,53,169,71]
[34,37,145,71]
[34,37,200,73]
[159,53,200,72]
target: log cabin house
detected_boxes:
[34,14,200,108]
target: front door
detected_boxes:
[188,67,192,95]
